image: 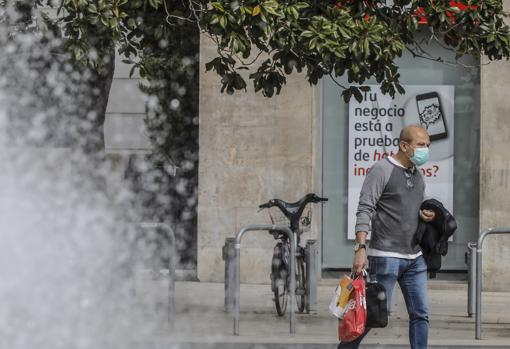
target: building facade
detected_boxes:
[101,8,510,292]
[197,28,510,291]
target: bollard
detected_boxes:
[466,242,477,317]
[223,237,236,313]
[137,222,176,324]
[305,239,319,314]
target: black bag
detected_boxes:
[365,281,388,328]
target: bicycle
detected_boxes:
[258,193,328,316]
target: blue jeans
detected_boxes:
[337,255,429,349]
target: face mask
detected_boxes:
[409,146,429,166]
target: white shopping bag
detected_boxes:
[328,274,354,319]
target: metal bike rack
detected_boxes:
[138,222,177,323]
[233,224,296,336]
[466,242,477,317]
[223,237,236,312]
[475,227,510,339]
[305,239,319,314]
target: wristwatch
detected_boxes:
[354,243,366,252]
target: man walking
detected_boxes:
[338,125,436,349]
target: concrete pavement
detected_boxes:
[136,277,510,348]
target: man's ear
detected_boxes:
[399,141,406,153]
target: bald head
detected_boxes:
[398,124,430,156]
[399,124,429,144]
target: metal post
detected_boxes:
[466,242,477,317]
[223,237,236,312]
[234,243,241,336]
[138,222,176,323]
[233,224,296,336]
[475,228,510,339]
[475,233,484,339]
[305,239,319,314]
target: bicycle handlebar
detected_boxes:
[258,193,328,218]
[259,202,272,209]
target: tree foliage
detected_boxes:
[202,0,510,101]
[24,0,510,103]
[1,0,200,267]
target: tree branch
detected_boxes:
[405,45,487,68]
[328,72,348,89]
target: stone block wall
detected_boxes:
[197,35,321,283]
[479,0,510,291]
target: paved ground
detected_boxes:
[136,277,510,348]
[136,344,508,349]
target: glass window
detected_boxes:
[321,30,480,271]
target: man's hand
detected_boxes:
[420,209,435,223]
[352,248,367,274]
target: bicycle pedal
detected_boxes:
[295,287,305,296]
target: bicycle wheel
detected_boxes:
[271,242,289,316]
[274,278,288,316]
[295,257,306,313]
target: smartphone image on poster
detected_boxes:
[415,92,448,141]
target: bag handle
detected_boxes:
[350,269,367,280]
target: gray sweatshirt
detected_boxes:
[355,157,425,255]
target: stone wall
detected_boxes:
[198,22,510,289]
[480,69,510,289]
[197,35,321,283]
[480,0,510,291]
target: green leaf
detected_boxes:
[205,58,221,71]
[220,16,227,29]
[342,89,352,103]
[352,87,363,103]
[252,5,261,16]
[234,74,247,89]
[210,15,220,25]
[129,65,137,78]
[395,83,406,95]
[309,37,318,50]
[148,0,159,9]
[295,2,309,10]
[263,5,281,17]
[290,7,299,20]
[212,2,225,12]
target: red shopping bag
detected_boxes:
[338,273,367,342]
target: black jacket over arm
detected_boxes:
[415,199,457,278]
